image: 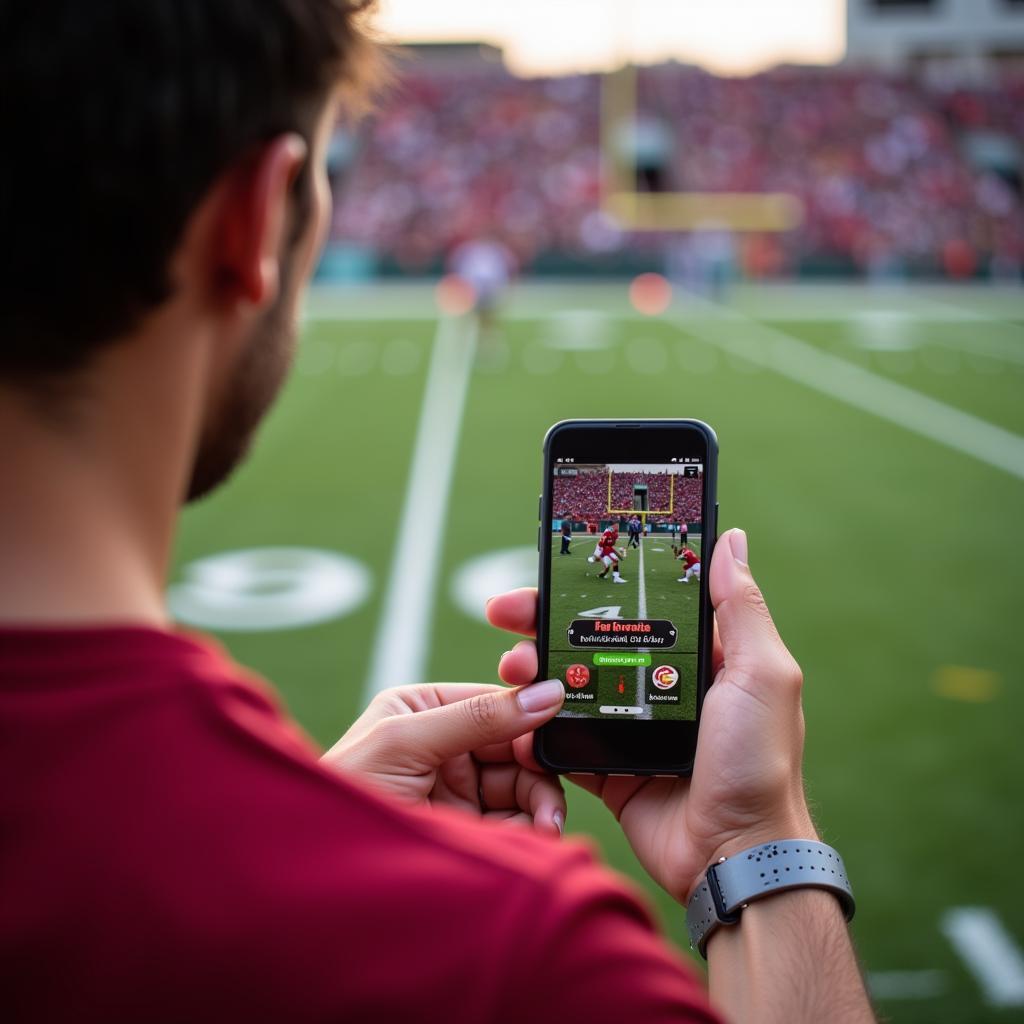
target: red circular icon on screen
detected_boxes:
[565,664,590,689]
[652,665,679,690]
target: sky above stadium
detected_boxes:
[376,0,846,77]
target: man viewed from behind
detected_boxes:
[0,4,874,1022]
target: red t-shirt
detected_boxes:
[0,627,719,1024]
[681,549,700,568]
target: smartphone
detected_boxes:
[535,419,718,775]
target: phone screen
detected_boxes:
[547,460,704,723]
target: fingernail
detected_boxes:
[517,679,565,713]
[499,650,512,662]
[552,810,565,835]
[484,595,496,609]
[729,529,748,567]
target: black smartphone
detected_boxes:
[535,419,718,776]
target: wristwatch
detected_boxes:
[686,840,856,958]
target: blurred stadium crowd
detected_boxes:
[553,469,703,526]
[330,62,1023,279]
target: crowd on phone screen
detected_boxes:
[332,63,1024,279]
[553,471,702,528]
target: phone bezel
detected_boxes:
[534,419,718,776]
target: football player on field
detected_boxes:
[674,544,701,583]
[595,526,627,584]
[588,525,616,564]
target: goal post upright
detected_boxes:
[599,38,804,233]
[605,467,676,518]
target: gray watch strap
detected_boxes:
[686,840,855,958]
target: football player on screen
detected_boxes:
[592,526,627,584]
[673,543,701,583]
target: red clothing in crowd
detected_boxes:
[0,627,720,1024]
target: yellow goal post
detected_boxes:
[605,469,674,520]
[600,64,804,233]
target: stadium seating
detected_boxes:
[332,64,1023,277]
[553,470,702,525]
[552,469,607,522]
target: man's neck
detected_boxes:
[0,316,210,627]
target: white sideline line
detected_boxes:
[920,297,1024,332]
[636,538,651,719]
[941,907,1024,1007]
[675,301,1024,482]
[364,316,478,697]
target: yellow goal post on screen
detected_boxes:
[605,468,674,522]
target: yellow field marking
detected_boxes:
[931,665,1002,703]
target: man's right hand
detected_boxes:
[487,528,816,905]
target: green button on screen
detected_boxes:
[592,652,652,667]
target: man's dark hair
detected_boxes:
[0,1,377,378]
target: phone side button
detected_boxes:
[537,526,541,551]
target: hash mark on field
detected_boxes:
[941,907,1024,1007]
[867,970,947,1000]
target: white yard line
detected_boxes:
[636,537,652,719]
[674,300,1024,482]
[364,315,478,697]
[940,907,1024,1007]
[636,536,647,620]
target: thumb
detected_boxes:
[709,529,795,678]
[386,679,565,766]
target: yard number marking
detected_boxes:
[169,547,371,631]
[577,605,624,620]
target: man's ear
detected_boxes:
[211,133,309,310]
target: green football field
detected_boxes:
[171,280,1024,1023]
[548,533,702,721]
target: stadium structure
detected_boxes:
[846,0,1024,79]
[324,25,1023,282]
